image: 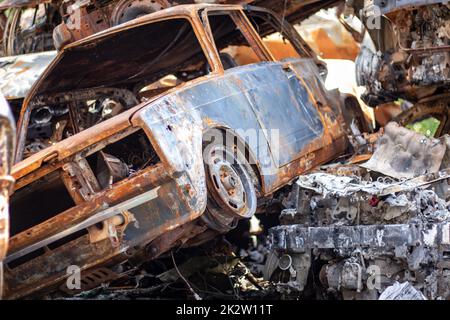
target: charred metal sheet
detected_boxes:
[0,51,56,100]
[132,83,206,215]
[296,168,450,197]
[361,122,447,179]
[292,167,450,231]
[270,222,450,252]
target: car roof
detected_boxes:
[64,4,243,50]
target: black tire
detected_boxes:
[117,4,158,25]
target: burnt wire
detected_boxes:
[170,251,202,300]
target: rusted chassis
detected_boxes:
[0,95,15,262]
[4,5,349,298]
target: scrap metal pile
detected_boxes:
[268,122,450,300]
[0,0,450,301]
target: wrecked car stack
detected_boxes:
[268,122,450,299]
[0,4,365,299]
[1,0,450,301]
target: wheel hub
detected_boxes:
[204,144,257,222]
[211,160,246,211]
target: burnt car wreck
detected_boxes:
[0,4,366,299]
[1,0,450,301]
[353,0,450,106]
[0,94,15,262]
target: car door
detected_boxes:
[204,9,325,168]
[245,62,324,167]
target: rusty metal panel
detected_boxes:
[8,163,168,255]
[123,181,199,246]
[4,235,121,299]
[4,158,208,298]
[362,122,447,179]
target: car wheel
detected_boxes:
[201,140,257,233]
[112,0,167,26]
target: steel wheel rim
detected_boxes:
[206,145,256,219]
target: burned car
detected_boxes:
[262,0,450,300]
[3,4,364,298]
[0,0,342,54]
[347,0,450,105]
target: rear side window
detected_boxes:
[259,31,300,60]
[246,10,312,60]
[207,12,269,69]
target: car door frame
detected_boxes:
[200,7,342,169]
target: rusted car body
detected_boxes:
[351,0,450,103]
[3,4,361,298]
